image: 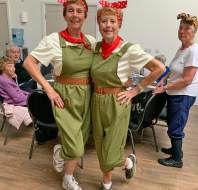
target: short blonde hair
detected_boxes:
[0,57,13,74]
[97,7,123,28]
[63,0,88,18]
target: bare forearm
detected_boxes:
[167,79,191,90]
[140,59,165,88]
[23,55,54,93]
[166,67,197,90]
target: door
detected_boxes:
[44,3,97,37]
[0,2,9,57]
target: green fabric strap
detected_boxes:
[118,42,133,56]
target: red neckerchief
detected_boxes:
[59,28,90,49]
[101,36,122,59]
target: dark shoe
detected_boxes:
[158,157,183,168]
[98,183,112,190]
[125,154,136,179]
[161,147,172,155]
[161,147,183,158]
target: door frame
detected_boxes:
[41,0,98,38]
[0,0,12,43]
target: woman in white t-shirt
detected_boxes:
[155,13,198,168]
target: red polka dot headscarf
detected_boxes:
[99,0,127,9]
[97,0,128,28]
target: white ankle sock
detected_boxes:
[103,181,112,190]
[64,174,73,182]
[126,157,133,169]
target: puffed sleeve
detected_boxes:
[30,33,61,67]
[127,44,153,72]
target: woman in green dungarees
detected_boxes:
[91,2,165,190]
[23,0,95,189]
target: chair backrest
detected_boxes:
[27,90,55,124]
[141,92,167,128]
[40,64,53,76]
[0,95,3,103]
[0,95,4,115]
[129,92,167,131]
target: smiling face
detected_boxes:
[178,22,195,45]
[64,3,86,32]
[98,14,120,43]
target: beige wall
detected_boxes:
[6,0,198,60]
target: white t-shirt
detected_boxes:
[167,43,198,96]
[112,42,153,85]
[31,32,96,76]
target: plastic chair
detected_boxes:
[128,92,167,154]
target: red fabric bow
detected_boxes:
[57,0,88,12]
[99,0,127,9]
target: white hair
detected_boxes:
[5,44,20,57]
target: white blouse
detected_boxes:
[113,42,153,85]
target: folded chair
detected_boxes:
[128,92,167,154]
[27,90,84,168]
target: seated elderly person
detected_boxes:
[6,45,37,92]
[0,57,32,129]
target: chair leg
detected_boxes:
[80,157,84,169]
[128,128,136,155]
[0,116,6,132]
[29,131,36,160]
[3,124,10,145]
[151,125,159,152]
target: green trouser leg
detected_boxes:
[92,94,131,172]
[53,83,91,160]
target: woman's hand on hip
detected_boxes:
[117,87,139,105]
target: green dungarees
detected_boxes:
[53,36,93,160]
[91,42,132,172]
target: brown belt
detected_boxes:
[55,76,90,85]
[94,87,122,94]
